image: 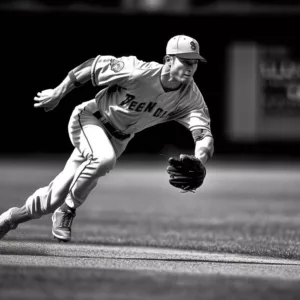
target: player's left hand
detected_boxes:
[33,89,61,112]
[167,154,206,193]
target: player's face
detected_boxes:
[170,56,198,84]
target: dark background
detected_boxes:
[0,4,299,158]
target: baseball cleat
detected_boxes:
[52,207,76,243]
[0,207,19,239]
[53,236,69,243]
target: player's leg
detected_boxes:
[0,147,84,239]
[52,122,119,242]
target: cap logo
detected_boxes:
[190,41,196,51]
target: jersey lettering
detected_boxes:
[128,101,138,110]
[160,111,168,118]
[119,95,169,118]
[120,94,135,106]
[153,108,163,117]
[135,103,146,112]
[143,102,157,112]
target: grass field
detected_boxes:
[0,155,300,299]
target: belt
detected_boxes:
[93,111,131,141]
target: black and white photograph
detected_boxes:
[0,0,300,299]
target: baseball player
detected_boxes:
[0,35,214,242]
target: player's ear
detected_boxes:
[164,55,172,64]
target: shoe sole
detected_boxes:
[52,230,71,242]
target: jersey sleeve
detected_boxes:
[176,95,213,138]
[91,55,134,87]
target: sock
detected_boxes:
[10,206,33,224]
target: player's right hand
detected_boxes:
[33,89,61,112]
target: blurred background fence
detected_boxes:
[1,0,299,159]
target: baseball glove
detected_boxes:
[167,154,206,193]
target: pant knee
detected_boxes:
[91,153,116,177]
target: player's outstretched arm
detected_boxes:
[194,136,214,165]
[33,57,95,112]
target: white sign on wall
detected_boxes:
[226,42,300,142]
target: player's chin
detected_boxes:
[180,75,192,84]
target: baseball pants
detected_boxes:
[25,100,132,218]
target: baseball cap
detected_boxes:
[166,35,207,62]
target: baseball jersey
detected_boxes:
[89,55,212,137]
